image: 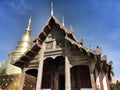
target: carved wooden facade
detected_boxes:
[12,15,112,90]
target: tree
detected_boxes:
[110,80,120,90]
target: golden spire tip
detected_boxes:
[26,16,32,31]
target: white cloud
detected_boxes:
[4,0,32,15]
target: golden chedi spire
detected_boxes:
[9,16,32,61]
[26,16,32,31]
[0,17,32,75]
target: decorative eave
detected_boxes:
[33,16,76,43]
[95,56,112,81]
[65,36,102,60]
[108,61,112,66]
[95,55,112,73]
[11,42,41,68]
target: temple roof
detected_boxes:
[11,15,112,69]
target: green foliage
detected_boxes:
[110,81,120,90]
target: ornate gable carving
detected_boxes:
[45,26,65,51]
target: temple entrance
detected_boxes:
[71,65,92,90]
[58,75,65,90]
[41,56,65,90]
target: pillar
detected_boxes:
[65,56,71,90]
[105,72,110,90]
[95,68,101,90]
[36,43,45,90]
[54,70,58,90]
[89,60,97,90]
[102,70,108,90]
[98,69,104,90]
[51,63,54,90]
[19,68,26,90]
[90,71,96,90]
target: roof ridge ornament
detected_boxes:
[62,16,64,26]
[51,2,54,16]
[95,46,102,54]
[101,55,107,61]
[26,16,32,31]
[108,61,113,65]
[78,38,84,45]
[68,25,74,34]
[70,25,72,29]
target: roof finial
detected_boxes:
[68,25,74,34]
[26,16,32,31]
[51,2,54,16]
[70,25,72,29]
[62,16,64,26]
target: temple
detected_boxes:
[0,3,112,90]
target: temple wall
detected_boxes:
[0,74,21,90]
[23,74,36,90]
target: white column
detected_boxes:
[95,68,100,90]
[65,56,71,90]
[89,60,97,90]
[36,43,45,90]
[89,71,96,90]
[102,70,108,90]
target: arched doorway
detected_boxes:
[23,69,38,90]
[71,65,92,90]
[41,56,65,90]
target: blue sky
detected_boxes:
[0,0,120,78]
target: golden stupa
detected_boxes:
[0,17,32,90]
[0,17,32,75]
